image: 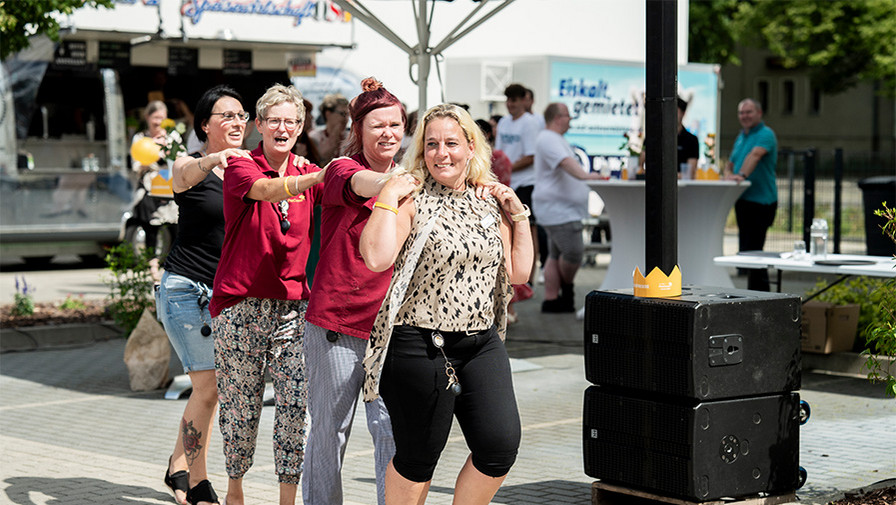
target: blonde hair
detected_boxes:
[392,103,494,189]
[256,84,305,121]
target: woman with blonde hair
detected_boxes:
[359,103,533,504]
[210,83,325,505]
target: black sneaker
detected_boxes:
[542,297,575,313]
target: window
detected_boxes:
[810,86,822,115]
[757,80,769,113]
[782,80,795,115]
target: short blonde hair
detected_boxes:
[256,84,305,121]
[393,103,494,188]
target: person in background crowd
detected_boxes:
[724,98,778,291]
[302,77,404,505]
[397,108,418,161]
[523,86,545,130]
[157,85,252,505]
[359,103,533,505]
[210,84,325,505]
[639,96,698,179]
[130,100,179,282]
[476,118,530,324]
[496,84,541,286]
[310,93,350,166]
[292,98,322,166]
[532,103,602,313]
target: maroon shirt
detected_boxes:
[305,154,394,339]
[210,143,322,317]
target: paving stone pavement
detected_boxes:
[1,257,894,504]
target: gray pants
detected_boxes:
[302,321,394,505]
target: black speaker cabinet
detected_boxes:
[583,386,800,501]
[584,286,801,399]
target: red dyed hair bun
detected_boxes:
[361,77,383,93]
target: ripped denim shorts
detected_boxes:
[155,270,215,373]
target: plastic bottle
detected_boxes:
[810,218,828,259]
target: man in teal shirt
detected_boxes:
[725,98,778,291]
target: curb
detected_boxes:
[0,322,123,353]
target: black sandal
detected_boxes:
[186,479,219,505]
[164,456,190,503]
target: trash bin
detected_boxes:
[857,176,896,256]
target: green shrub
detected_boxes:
[12,276,34,317]
[59,294,88,311]
[104,243,155,335]
[814,202,896,397]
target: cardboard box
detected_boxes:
[800,301,860,354]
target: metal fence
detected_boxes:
[726,149,895,254]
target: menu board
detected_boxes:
[54,41,87,67]
[98,41,130,68]
[168,47,198,76]
[223,49,252,76]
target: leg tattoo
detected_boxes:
[181,418,204,466]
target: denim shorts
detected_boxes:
[155,271,215,373]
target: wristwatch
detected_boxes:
[511,205,531,222]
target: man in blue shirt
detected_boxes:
[724,98,778,291]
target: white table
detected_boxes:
[714,253,895,299]
[586,179,749,290]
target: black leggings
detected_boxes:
[380,325,521,482]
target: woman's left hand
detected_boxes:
[478,182,525,215]
[293,155,309,168]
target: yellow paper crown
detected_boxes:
[633,265,682,298]
[149,173,174,198]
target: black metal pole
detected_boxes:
[802,149,816,246]
[833,148,843,254]
[645,0,678,275]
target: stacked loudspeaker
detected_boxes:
[583,286,802,501]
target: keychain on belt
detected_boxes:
[431,331,461,396]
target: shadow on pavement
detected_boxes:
[0,339,180,398]
[801,371,892,399]
[353,478,592,504]
[3,476,172,504]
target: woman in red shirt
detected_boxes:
[302,77,406,505]
[210,84,324,505]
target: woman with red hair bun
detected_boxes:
[302,77,406,505]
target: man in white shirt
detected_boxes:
[532,103,602,312]
[496,83,541,282]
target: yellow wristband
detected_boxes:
[284,176,297,197]
[373,201,399,215]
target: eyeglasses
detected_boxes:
[263,117,301,130]
[277,200,290,234]
[210,111,251,123]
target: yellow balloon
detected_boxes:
[130,137,161,166]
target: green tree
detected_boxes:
[0,0,113,60]
[689,0,896,97]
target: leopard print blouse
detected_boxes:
[362,178,511,401]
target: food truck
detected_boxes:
[0,0,353,264]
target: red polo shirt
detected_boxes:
[305,154,394,339]
[210,143,322,317]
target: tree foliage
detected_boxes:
[689,0,896,97]
[0,0,113,60]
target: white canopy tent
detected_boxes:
[330,0,518,112]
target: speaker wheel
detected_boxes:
[798,466,808,488]
[799,400,811,424]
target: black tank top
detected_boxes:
[163,153,225,286]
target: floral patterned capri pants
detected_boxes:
[213,297,308,484]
